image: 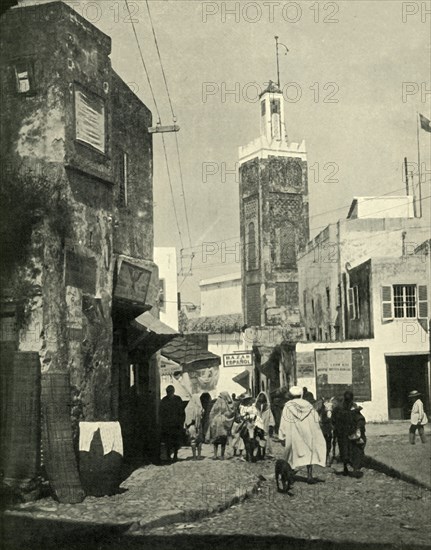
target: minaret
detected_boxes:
[259,80,287,144]
[238,73,309,329]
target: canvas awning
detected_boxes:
[160,336,220,371]
[128,312,178,352]
[232,369,250,390]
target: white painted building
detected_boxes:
[200,273,242,317]
[296,196,430,422]
[154,247,178,331]
[347,196,415,220]
[187,273,251,396]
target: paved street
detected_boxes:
[3,438,431,550]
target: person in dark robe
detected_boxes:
[332,390,366,477]
[303,387,315,404]
[270,386,290,435]
[160,385,185,462]
[199,392,213,444]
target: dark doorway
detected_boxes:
[386,355,430,420]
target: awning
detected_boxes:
[160,336,220,371]
[232,369,250,390]
[128,312,178,352]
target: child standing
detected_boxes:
[186,420,199,459]
[230,414,245,458]
[408,390,428,444]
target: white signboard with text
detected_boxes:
[223,351,253,368]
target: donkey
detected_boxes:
[314,396,338,466]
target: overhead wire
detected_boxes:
[145,0,193,257]
[177,185,430,252]
[124,0,185,250]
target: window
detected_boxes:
[276,225,296,268]
[261,100,266,116]
[119,152,129,206]
[348,285,360,320]
[270,99,280,114]
[318,328,323,341]
[75,84,106,153]
[311,298,315,314]
[270,98,281,140]
[337,284,342,307]
[159,279,166,312]
[382,284,428,321]
[393,284,416,318]
[247,221,257,270]
[14,60,34,94]
[303,290,307,316]
[326,286,331,308]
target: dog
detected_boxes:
[275,459,295,493]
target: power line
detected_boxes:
[145,0,193,254]
[124,0,160,123]
[124,0,185,250]
[145,0,175,120]
[177,185,429,252]
[160,133,184,249]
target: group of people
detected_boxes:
[159,384,428,479]
[159,386,276,462]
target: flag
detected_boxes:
[419,113,431,133]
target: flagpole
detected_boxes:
[275,36,280,88]
[416,112,422,217]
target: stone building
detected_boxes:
[239,81,309,329]
[0,0,172,488]
[237,80,308,394]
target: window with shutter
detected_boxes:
[418,285,428,319]
[75,85,106,153]
[381,285,393,321]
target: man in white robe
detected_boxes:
[279,386,327,484]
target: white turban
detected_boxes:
[289,386,302,397]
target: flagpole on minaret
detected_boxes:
[416,112,422,217]
[275,36,280,87]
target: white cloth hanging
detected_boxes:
[79,422,123,457]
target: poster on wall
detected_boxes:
[327,349,352,384]
[315,348,371,402]
[296,351,315,378]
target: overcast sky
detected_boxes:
[68,0,430,305]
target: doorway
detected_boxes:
[386,355,430,420]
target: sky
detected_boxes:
[66,0,430,306]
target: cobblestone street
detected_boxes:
[3,439,431,550]
[147,462,431,548]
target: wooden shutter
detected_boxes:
[418,285,428,319]
[353,286,360,319]
[381,285,393,321]
[348,287,355,320]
